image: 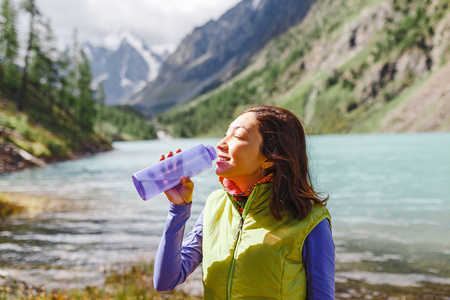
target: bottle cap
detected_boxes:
[205,145,217,160]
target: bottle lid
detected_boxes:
[205,145,217,161]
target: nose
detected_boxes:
[217,136,228,151]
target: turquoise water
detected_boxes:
[1,133,449,289]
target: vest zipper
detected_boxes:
[228,216,244,300]
[227,192,256,299]
[234,218,244,241]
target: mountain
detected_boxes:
[155,0,450,137]
[84,32,167,106]
[126,0,316,117]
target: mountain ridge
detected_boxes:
[126,0,316,117]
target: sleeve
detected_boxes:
[153,203,203,291]
[302,218,335,300]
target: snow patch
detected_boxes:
[119,52,131,88]
[132,80,148,93]
[252,0,262,10]
[220,20,231,28]
[97,30,163,82]
[82,45,93,61]
[91,73,109,90]
[118,51,148,94]
[122,32,161,82]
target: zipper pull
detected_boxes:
[234,218,244,241]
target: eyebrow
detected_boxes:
[229,125,249,132]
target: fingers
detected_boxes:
[165,151,174,170]
[180,176,194,190]
[159,150,173,163]
[159,149,180,161]
[159,150,180,172]
[158,149,182,172]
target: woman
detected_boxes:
[153,105,335,299]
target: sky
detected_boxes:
[12,0,242,55]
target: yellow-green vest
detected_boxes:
[202,183,331,300]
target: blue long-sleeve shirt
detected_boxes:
[154,203,335,299]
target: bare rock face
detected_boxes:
[127,0,317,117]
[379,61,450,132]
[431,12,450,71]
[0,142,47,174]
[0,127,47,174]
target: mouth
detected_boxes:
[217,156,230,162]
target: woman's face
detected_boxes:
[215,112,270,191]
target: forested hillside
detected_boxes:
[157,0,450,137]
[0,0,156,173]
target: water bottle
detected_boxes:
[132,144,217,200]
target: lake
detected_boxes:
[1,133,450,291]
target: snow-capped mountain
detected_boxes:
[84,31,168,106]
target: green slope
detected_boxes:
[156,0,450,137]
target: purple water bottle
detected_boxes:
[132,144,217,200]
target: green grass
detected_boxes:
[308,84,356,134]
[278,78,315,117]
[0,100,69,159]
[1,264,201,300]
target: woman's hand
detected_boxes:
[160,149,194,205]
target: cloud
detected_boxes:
[12,0,241,54]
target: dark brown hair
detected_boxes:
[244,105,328,220]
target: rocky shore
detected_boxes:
[0,131,112,175]
[0,142,47,174]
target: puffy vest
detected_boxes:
[202,183,331,300]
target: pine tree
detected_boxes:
[77,49,96,132]
[28,19,44,85]
[0,0,19,87]
[55,49,74,111]
[29,17,58,101]
[18,0,40,111]
[68,29,80,99]
[96,80,105,134]
[66,29,96,134]
[42,19,58,97]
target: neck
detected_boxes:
[221,177,259,194]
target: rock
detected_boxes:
[0,142,47,174]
